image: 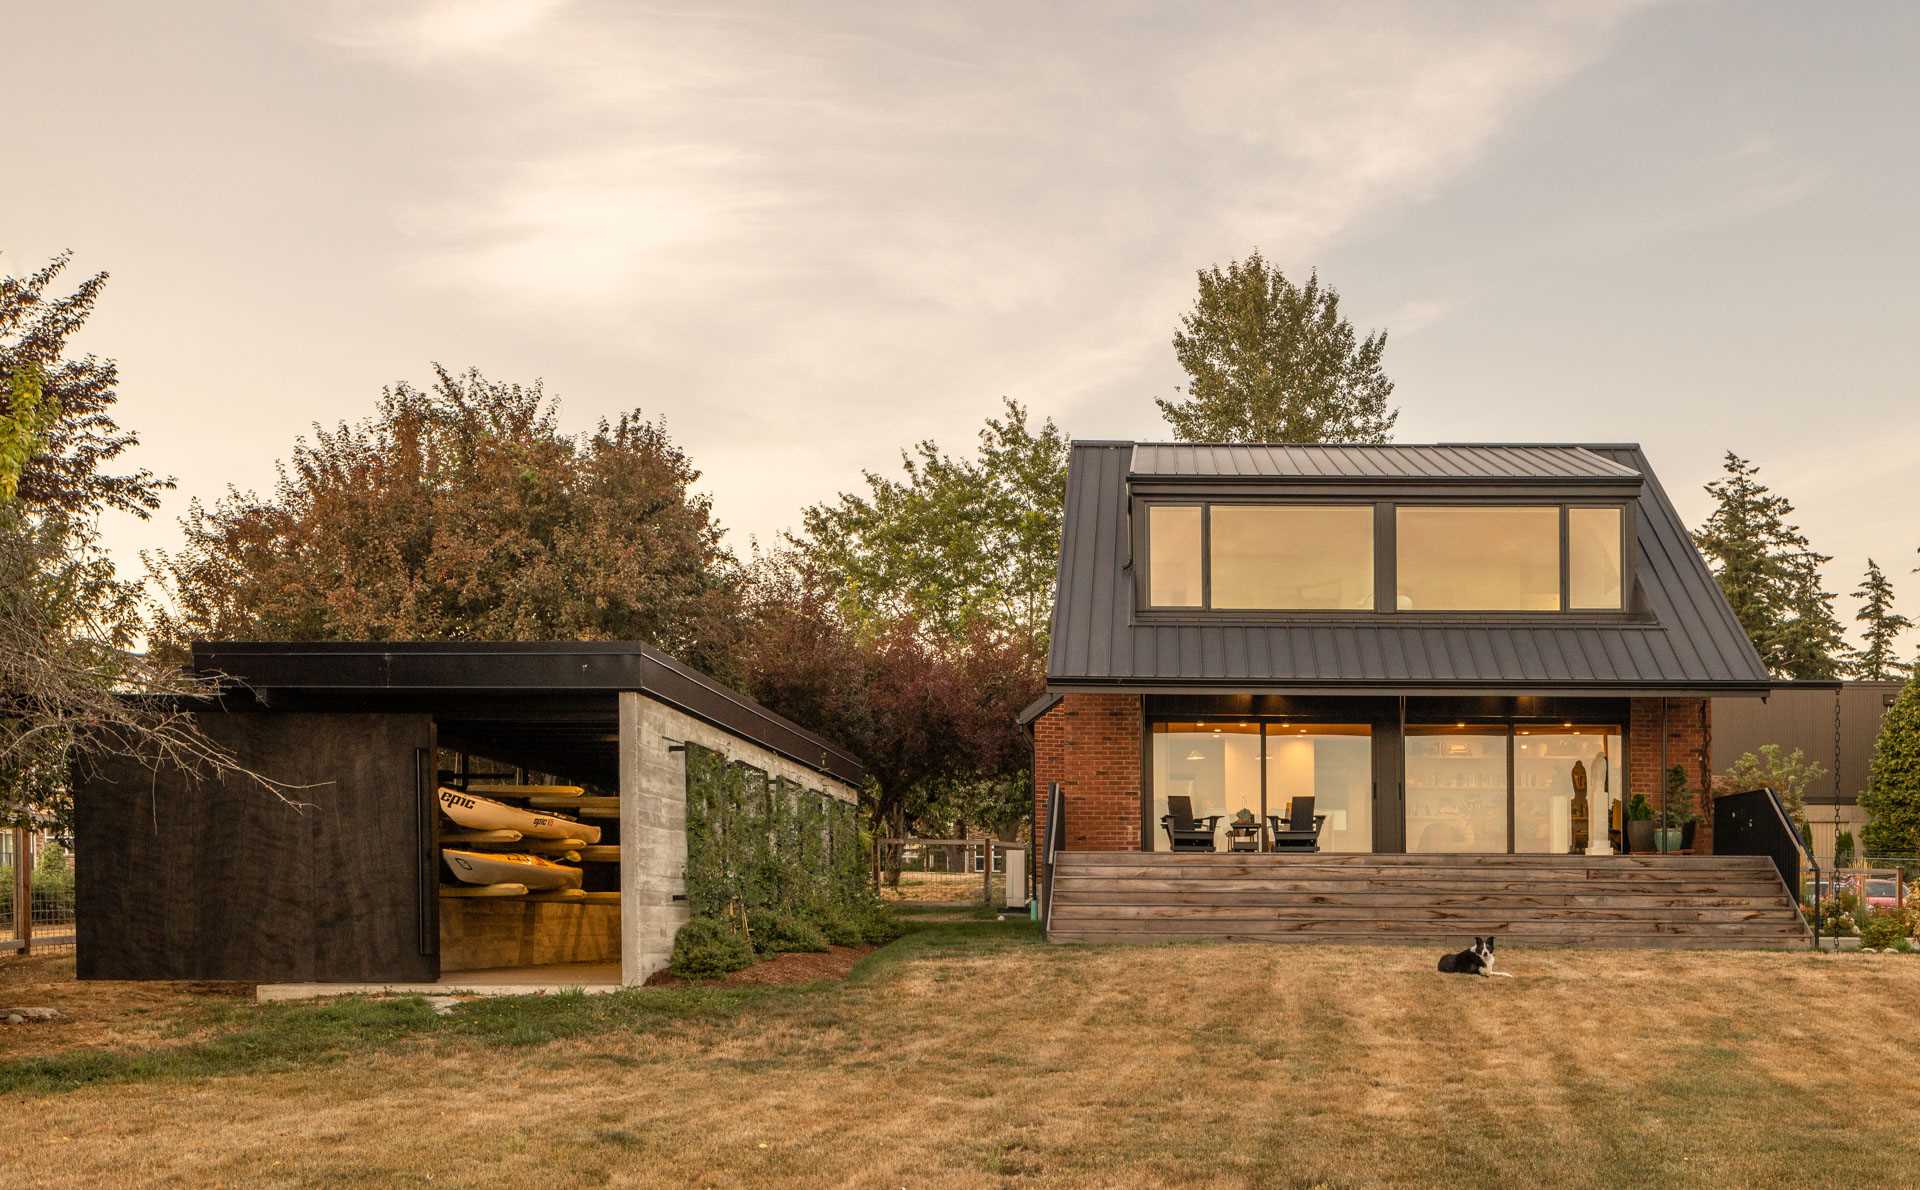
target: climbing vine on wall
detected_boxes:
[682,742,872,922]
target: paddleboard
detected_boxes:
[464,784,586,799]
[438,787,602,844]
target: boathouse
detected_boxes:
[74,641,863,991]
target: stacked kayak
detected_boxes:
[441,848,583,890]
[437,784,601,899]
[437,787,601,845]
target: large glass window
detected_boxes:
[1264,724,1372,851]
[1147,505,1203,607]
[1405,726,1509,853]
[1210,506,1374,610]
[1514,726,1622,853]
[1568,506,1624,610]
[1150,722,1259,850]
[1396,506,1560,612]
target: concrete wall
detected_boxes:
[617,691,859,986]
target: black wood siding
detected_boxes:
[76,712,436,983]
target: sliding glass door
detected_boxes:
[1149,722,1260,850]
[1404,726,1509,853]
[1514,727,1622,854]
[1149,720,1374,851]
[1264,725,1372,852]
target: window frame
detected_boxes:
[1133,496,1634,620]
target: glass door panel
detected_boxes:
[1514,727,1622,854]
[1263,724,1373,852]
[1150,722,1261,851]
[1405,726,1509,853]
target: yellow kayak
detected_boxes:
[441,848,584,890]
[437,787,602,845]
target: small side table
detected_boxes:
[1226,820,1262,852]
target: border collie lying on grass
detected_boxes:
[1437,936,1513,977]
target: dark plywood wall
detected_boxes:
[76,712,437,983]
[1712,684,1903,805]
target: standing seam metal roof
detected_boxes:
[1129,442,1642,482]
[1047,443,1770,692]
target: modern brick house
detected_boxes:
[1024,442,1808,947]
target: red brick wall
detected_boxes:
[1032,693,1143,869]
[1630,697,1714,852]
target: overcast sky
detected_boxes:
[8,2,1917,643]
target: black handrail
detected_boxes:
[1041,782,1065,934]
[1713,787,1822,947]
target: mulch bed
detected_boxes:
[643,944,874,988]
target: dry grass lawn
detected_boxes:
[3,925,1918,1188]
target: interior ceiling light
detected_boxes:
[1185,749,1205,761]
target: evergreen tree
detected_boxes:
[1155,251,1397,443]
[1860,677,1920,860]
[1775,549,1846,681]
[1847,558,1913,680]
[1692,453,1841,679]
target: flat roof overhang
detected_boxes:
[193,641,867,787]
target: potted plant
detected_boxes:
[1656,765,1696,853]
[1626,793,1656,853]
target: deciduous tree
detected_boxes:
[2,255,268,829]
[147,367,745,677]
[1155,251,1397,444]
[795,399,1067,653]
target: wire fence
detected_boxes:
[875,838,1031,908]
[2,829,77,957]
[1801,854,1920,946]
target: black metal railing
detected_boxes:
[1714,787,1822,946]
[1041,782,1065,934]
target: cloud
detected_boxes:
[304,0,1657,544]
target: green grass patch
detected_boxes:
[0,915,1043,1096]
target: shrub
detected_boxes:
[668,916,754,978]
[1833,829,1856,870]
[746,908,829,956]
[1659,766,1698,829]
[854,901,906,946]
[1860,909,1913,950]
[1812,891,1860,938]
[813,905,866,947]
[1627,794,1653,822]
[1862,678,1920,859]
[1723,744,1826,832]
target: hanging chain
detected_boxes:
[1834,690,1845,835]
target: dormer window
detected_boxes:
[1140,499,1630,614]
[1394,506,1560,611]
[1210,505,1374,610]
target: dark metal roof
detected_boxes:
[192,641,866,786]
[1046,443,1771,695]
[1131,442,1640,483]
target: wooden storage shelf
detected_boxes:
[440,882,530,898]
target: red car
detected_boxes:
[1864,877,1905,910]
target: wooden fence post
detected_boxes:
[13,827,29,957]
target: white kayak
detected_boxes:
[438,787,602,845]
[442,848,583,890]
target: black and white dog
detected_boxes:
[1437,936,1512,978]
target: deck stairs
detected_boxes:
[1046,852,1810,949]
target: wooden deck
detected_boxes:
[1046,852,1811,949]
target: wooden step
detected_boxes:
[1046,931,1809,951]
[1045,851,1807,950]
[1050,904,1802,924]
